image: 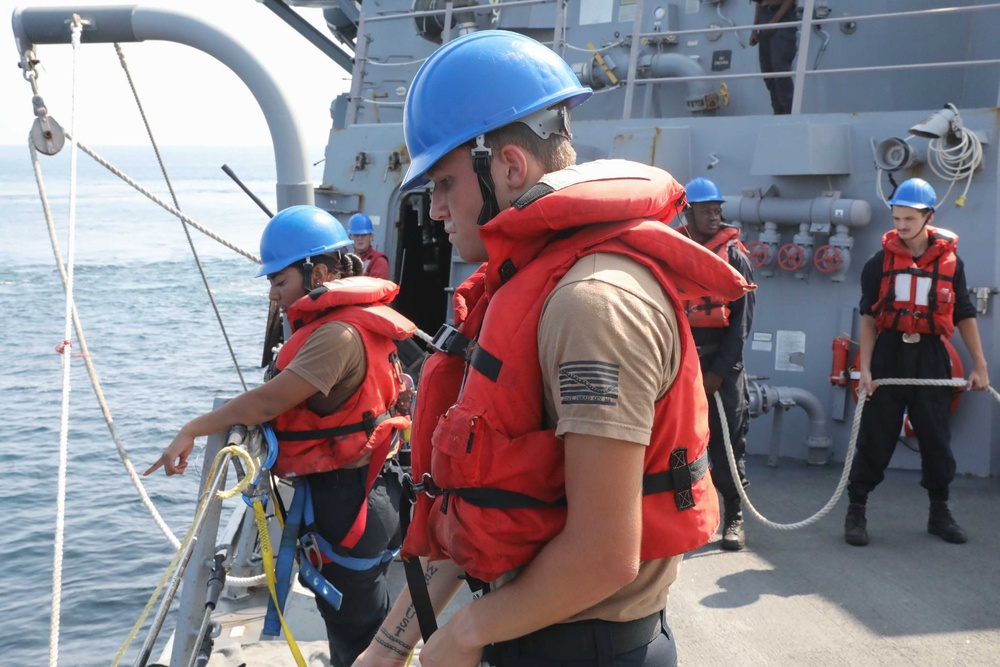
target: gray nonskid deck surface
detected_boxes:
[668,455,1000,666]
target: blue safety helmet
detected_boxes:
[401,30,593,190]
[256,205,351,277]
[347,212,374,235]
[684,177,726,204]
[887,178,936,211]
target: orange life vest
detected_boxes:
[359,248,389,279]
[874,227,958,338]
[677,225,747,328]
[271,276,416,479]
[401,160,754,583]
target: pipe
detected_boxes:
[12,5,314,209]
[640,53,715,108]
[748,381,833,466]
[725,194,872,229]
[574,50,716,114]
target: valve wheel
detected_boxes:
[747,240,769,268]
[814,245,843,274]
[777,243,805,271]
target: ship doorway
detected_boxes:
[392,191,451,343]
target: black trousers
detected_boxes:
[705,367,750,502]
[756,5,798,114]
[306,461,403,667]
[482,617,677,667]
[848,333,956,495]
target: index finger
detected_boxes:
[144,457,165,476]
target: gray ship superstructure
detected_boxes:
[312,0,1000,478]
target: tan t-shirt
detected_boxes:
[283,320,366,417]
[537,252,683,623]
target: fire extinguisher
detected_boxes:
[830,336,851,386]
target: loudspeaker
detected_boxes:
[874,137,920,172]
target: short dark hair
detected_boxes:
[473,115,577,174]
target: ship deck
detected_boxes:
[200,454,1000,666]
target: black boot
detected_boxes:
[844,503,869,546]
[721,497,745,551]
[928,501,968,544]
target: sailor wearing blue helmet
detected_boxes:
[356,30,753,667]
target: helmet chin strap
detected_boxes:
[472,134,500,227]
[469,108,572,227]
[300,256,315,291]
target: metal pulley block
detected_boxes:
[30,100,65,155]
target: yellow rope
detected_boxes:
[111,495,205,666]
[111,445,259,665]
[254,499,307,666]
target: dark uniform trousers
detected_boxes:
[482,615,677,667]
[756,4,798,114]
[704,362,751,501]
[849,333,957,494]
[307,460,404,667]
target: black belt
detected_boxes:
[506,610,663,661]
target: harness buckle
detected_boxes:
[301,535,325,570]
[404,472,441,499]
[430,323,462,354]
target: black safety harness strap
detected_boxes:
[430,323,502,382]
[399,477,439,642]
[274,408,392,441]
[399,445,708,645]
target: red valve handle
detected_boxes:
[814,245,843,274]
[777,243,805,271]
[747,240,769,268]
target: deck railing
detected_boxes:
[346,0,1000,123]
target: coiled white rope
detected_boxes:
[926,106,983,208]
[48,17,84,667]
[719,377,999,531]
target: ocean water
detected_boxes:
[0,143,325,665]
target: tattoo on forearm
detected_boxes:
[375,632,410,658]
[378,626,412,655]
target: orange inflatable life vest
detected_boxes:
[677,225,747,328]
[271,276,416,479]
[874,227,958,338]
[359,247,389,279]
[401,160,754,583]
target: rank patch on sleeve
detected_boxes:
[558,360,620,405]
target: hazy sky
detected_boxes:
[1,0,351,147]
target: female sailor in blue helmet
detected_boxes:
[147,205,416,667]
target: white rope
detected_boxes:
[30,142,183,551]
[49,17,85,667]
[718,377,998,531]
[63,134,261,263]
[926,108,983,208]
[366,56,428,67]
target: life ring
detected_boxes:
[849,337,964,437]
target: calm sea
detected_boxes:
[0,143,326,665]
